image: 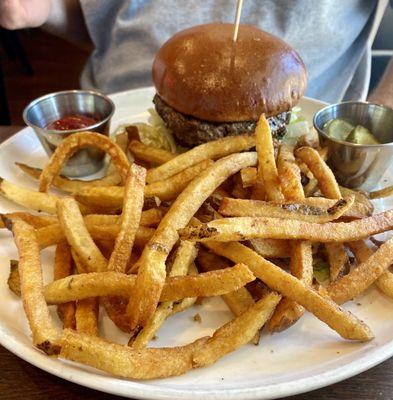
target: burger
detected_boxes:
[152,23,307,148]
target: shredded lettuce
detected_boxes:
[313,258,330,284]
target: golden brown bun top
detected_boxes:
[152,23,307,122]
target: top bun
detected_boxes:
[152,23,307,122]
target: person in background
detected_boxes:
[0,0,392,108]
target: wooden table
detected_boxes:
[0,125,392,400]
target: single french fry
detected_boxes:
[369,185,393,200]
[129,140,175,165]
[179,210,393,243]
[193,292,281,367]
[108,164,146,273]
[7,260,21,297]
[57,197,108,272]
[204,241,373,341]
[11,219,60,354]
[127,152,257,329]
[330,239,393,303]
[75,298,99,336]
[54,242,75,329]
[253,114,283,202]
[146,134,255,183]
[325,243,349,282]
[267,241,313,332]
[60,329,209,380]
[277,144,304,201]
[219,196,354,223]
[295,147,341,199]
[0,212,56,229]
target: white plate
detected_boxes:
[1,87,393,400]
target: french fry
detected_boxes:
[340,186,374,215]
[197,248,259,344]
[11,219,60,354]
[325,243,349,282]
[75,298,99,336]
[60,329,208,380]
[108,165,146,273]
[277,144,304,201]
[44,265,255,305]
[130,241,198,348]
[369,185,393,200]
[240,167,257,188]
[204,241,373,341]
[0,178,98,215]
[39,132,130,192]
[57,197,108,272]
[248,238,291,258]
[16,162,122,193]
[295,147,341,199]
[331,239,393,303]
[54,242,75,329]
[0,212,56,228]
[129,140,175,165]
[219,196,354,223]
[267,241,313,332]
[7,260,21,297]
[75,159,214,207]
[193,292,281,367]
[127,152,257,329]
[146,134,255,183]
[35,223,154,250]
[253,115,283,202]
[180,210,393,243]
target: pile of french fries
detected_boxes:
[2,114,393,379]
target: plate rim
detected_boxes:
[0,86,392,400]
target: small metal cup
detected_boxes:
[23,90,115,177]
[313,101,393,191]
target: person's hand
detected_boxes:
[0,0,52,30]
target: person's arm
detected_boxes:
[368,58,393,109]
[0,0,52,29]
[0,0,91,48]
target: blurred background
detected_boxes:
[1,5,392,126]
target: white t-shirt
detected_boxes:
[79,0,383,103]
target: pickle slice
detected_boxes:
[346,125,380,145]
[324,118,354,141]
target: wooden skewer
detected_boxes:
[233,0,244,42]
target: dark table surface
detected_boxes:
[0,125,392,400]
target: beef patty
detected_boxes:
[154,94,290,147]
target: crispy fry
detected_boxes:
[204,241,373,341]
[248,238,291,258]
[54,242,75,329]
[193,292,281,367]
[57,197,108,272]
[129,140,175,165]
[130,241,198,349]
[44,265,255,305]
[180,210,393,243]
[34,223,153,249]
[16,162,121,193]
[39,132,130,192]
[75,159,214,207]
[0,212,56,229]
[240,167,257,188]
[108,165,146,273]
[267,241,313,332]
[325,243,349,282]
[127,152,257,328]
[11,219,60,354]
[219,196,354,223]
[7,260,21,297]
[146,134,255,183]
[295,147,341,199]
[335,240,393,302]
[60,329,208,379]
[369,185,393,200]
[75,298,99,336]
[253,115,283,202]
[277,144,304,201]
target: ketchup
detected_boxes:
[47,114,98,131]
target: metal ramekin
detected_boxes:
[313,101,393,190]
[23,90,115,177]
